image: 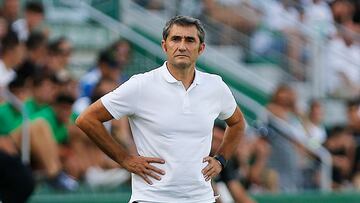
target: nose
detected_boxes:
[178,39,186,51]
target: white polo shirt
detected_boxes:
[101,62,237,203]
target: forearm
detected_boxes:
[216,123,244,160]
[216,107,246,160]
[76,117,129,166]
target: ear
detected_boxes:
[198,43,205,55]
[161,40,167,52]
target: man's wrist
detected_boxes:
[214,155,227,170]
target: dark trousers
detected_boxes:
[0,151,35,203]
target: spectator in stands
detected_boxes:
[16,32,48,84]
[211,121,256,203]
[67,77,132,187]
[303,0,336,37]
[303,99,327,147]
[0,77,78,191]
[265,84,305,192]
[0,150,34,203]
[326,26,360,99]
[331,0,356,25]
[0,75,34,203]
[12,1,47,42]
[0,0,20,25]
[111,39,132,70]
[0,32,25,98]
[324,125,356,189]
[78,48,123,98]
[46,37,78,98]
[202,0,261,59]
[345,98,360,189]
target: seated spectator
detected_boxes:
[327,27,360,98]
[0,78,78,191]
[0,32,25,99]
[66,77,131,187]
[78,48,124,98]
[0,150,34,203]
[324,125,356,189]
[11,1,48,42]
[265,84,306,192]
[16,31,48,85]
[211,121,256,203]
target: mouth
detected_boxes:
[175,55,189,58]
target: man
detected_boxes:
[76,15,245,203]
[0,32,25,93]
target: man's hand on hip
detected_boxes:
[202,156,222,181]
[122,155,165,185]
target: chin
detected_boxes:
[174,61,191,69]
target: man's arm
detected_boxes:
[202,107,245,181]
[75,100,165,185]
[217,107,246,160]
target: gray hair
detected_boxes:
[162,15,205,44]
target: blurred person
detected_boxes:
[0,16,9,43]
[16,32,48,84]
[111,39,132,69]
[326,26,360,99]
[0,32,25,100]
[211,122,256,203]
[324,125,356,189]
[0,150,34,203]
[0,0,20,24]
[303,99,327,147]
[345,98,360,189]
[0,76,34,203]
[78,48,123,98]
[303,0,336,37]
[76,16,246,203]
[12,1,47,42]
[265,84,306,192]
[0,78,78,191]
[331,0,355,25]
[46,37,78,98]
[67,77,132,186]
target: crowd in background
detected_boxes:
[0,0,360,203]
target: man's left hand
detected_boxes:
[201,156,222,181]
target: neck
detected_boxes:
[166,62,195,90]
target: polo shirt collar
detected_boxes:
[161,61,202,85]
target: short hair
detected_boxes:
[346,97,360,109]
[26,32,47,50]
[32,72,58,87]
[8,75,26,92]
[55,93,75,105]
[25,1,44,14]
[97,49,119,68]
[162,15,205,43]
[1,32,20,54]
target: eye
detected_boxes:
[171,36,181,42]
[186,37,195,42]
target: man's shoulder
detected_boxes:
[129,67,162,81]
[196,70,223,84]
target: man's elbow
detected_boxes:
[75,113,87,130]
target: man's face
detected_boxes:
[161,24,205,69]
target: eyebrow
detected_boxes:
[170,35,196,41]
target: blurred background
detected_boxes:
[0,0,360,202]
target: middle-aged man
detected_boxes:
[76,15,245,203]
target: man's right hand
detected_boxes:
[122,155,165,185]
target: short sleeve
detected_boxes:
[101,75,139,119]
[217,79,237,120]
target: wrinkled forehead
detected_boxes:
[167,24,200,41]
